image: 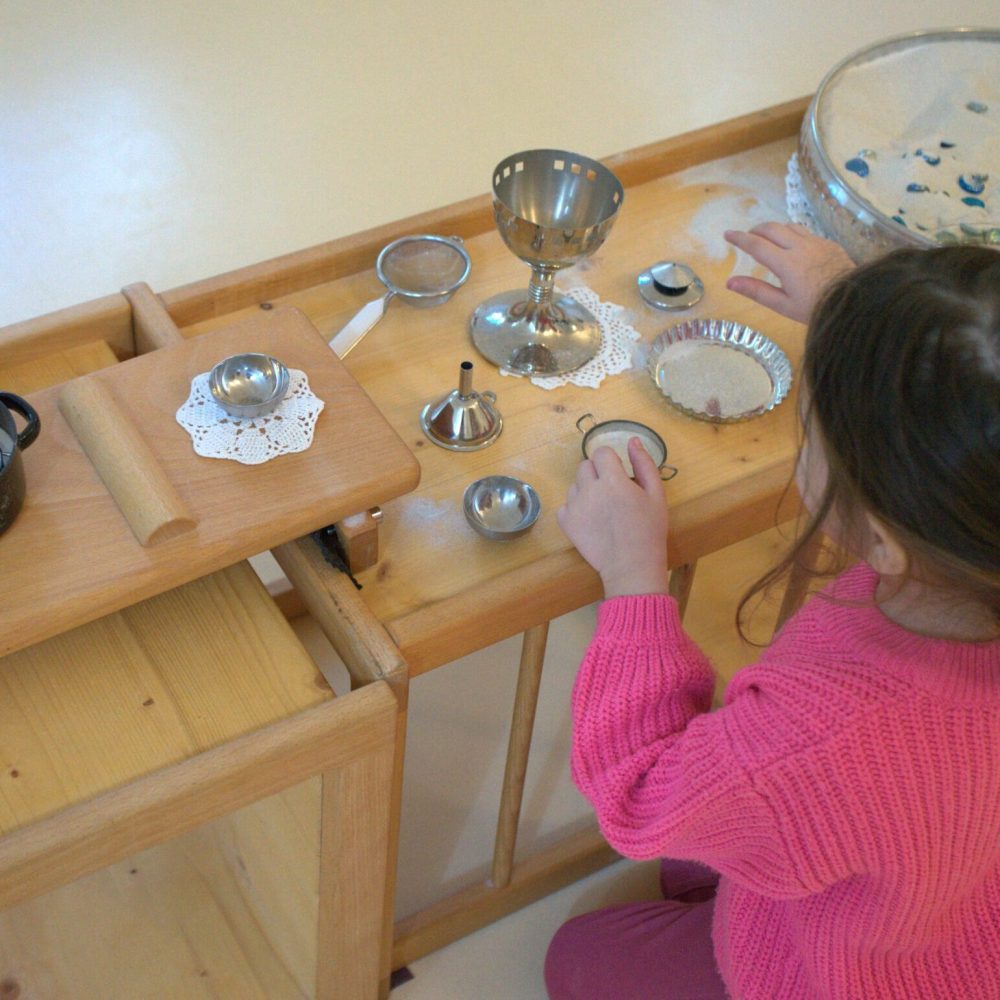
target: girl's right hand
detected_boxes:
[724,223,854,323]
[556,437,669,599]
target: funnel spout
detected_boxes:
[458,360,475,397]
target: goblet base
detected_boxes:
[469,290,602,376]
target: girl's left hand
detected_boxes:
[724,223,853,323]
[556,437,669,599]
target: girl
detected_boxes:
[545,224,1000,999]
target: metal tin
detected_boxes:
[637,261,704,311]
[647,319,792,423]
[576,413,678,480]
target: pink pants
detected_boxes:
[545,859,728,999]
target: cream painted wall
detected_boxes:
[1,2,998,325]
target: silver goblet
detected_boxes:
[470,149,624,376]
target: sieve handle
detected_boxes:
[329,292,392,358]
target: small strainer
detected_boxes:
[329,234,471,357]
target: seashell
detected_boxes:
[940,140,956,149]
[845,157,869,177]
[961,196,986,208]
[966,101,988,114]
[892,215,907,227]
[906,183,930,193]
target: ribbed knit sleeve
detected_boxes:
[572,568,1000,999]
[571,593,821,898]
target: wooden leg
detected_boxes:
[392,823,618,970]
[316,745,396,1000]
[669,562,697,620]
[272,537,409,998]
[334,509,382,574]
[491,622,549,890]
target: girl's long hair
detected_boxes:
[738,245,1000,635]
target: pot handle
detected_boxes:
[575,412,596,434]
[0,392,40,451]
[660,463,679,482]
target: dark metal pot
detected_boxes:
[0,392,41,537]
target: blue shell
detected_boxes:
[958,174,988,195]
[961,196,986,208]
[844,157,869,177]
[892,215,907,227]
[940,141,956,149]
[966,101,988,114]
[906,183,929,193]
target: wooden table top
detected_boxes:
[0,308,420,658]
[178,133,807,672]
[0,99,812,672]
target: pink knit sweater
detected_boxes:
[571,563,1000,999]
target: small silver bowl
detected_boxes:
[209,353,290,418]
[463,475,541,540]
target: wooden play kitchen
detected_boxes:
[0,97,813,998]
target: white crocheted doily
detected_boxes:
[500,285,641,390]
[785,153,828,237]
[176,368,324,464]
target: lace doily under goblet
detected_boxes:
[176,368,325,464]
[499,285,641,390]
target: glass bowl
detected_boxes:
[798,27,1000,263]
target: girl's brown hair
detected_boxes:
[739,245,1000,632]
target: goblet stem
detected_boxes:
[527,267,556,305]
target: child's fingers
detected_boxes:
[575,458,598,488]
[724,228,788,274]
[726,275,790,314]
[746,222,800,248]
[628,437,663,495]
[591,446,627,478]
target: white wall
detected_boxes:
[2,1,998,325]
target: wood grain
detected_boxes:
[122,281,186,353]
[0,294,133,366]
[59,376,197,545]
[0,340,120,394]
[0,306,420,658]
[0,561,329,839]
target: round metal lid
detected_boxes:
[637,261,704,311]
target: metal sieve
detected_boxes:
[329,234,471,357]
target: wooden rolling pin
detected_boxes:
[59,378,196,546]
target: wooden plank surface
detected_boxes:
[0,306,420,657]
[183,135,806,673]
[0,561,329,839]
[0,102,810,675]
[0,340,120,394]
[0,294,134,367]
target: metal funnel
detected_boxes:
[419,361,503,451]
